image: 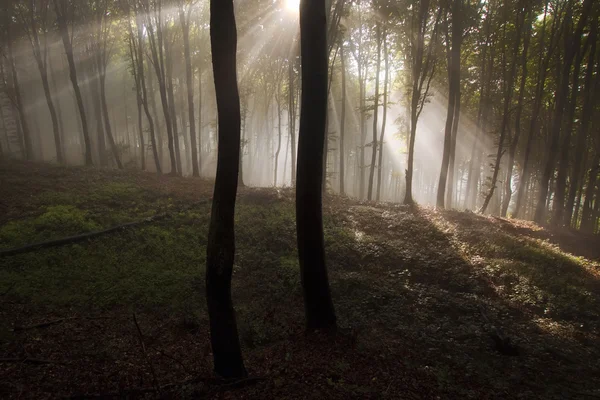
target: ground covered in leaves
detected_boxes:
[1,160,599,399]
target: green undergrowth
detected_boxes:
[1,163,599,399]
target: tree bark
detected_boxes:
[376,30,389,202]
[297,0,336,332]
[206,0,246,378]
[180,6,199,177]
[54,0,92,166]
[367,22,381,201]
[534,0,593,224]
[339,44,346,196]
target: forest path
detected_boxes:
[0,160,599,399]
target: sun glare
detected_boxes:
[285,0,300,13]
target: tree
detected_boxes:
[296,0,337,332]
[205,0,246,378]
[53,0,93,166]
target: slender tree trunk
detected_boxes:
[437,3,461,209]
[367,23,381,201]
[564,23,597,226]
[480,3,524,214]
[553,37,589,225]
[534,0,592,223]
[164,37,182,175]
[99,72,123,169]
[54,0,92,166]
[288,56,297,187]
[339,44,346,196]
[274,87,283,186]
[5,18,33,160]
[180,7,199,177]
[581,152,599,233]
[501,11,532,217]
[27,6,63,163]
[144,3,177,175]
[297,0,336,332]
[198,66,204,175]
[206,0,246,378]
[135,10,161,174]
[376,30,389,202]
[88,58,107,166]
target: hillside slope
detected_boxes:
[1,161,599,399]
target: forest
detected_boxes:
[0,0,599,398]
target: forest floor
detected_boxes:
[0,160,599,399]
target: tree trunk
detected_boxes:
[5,17,33,160]
[376,30,389,202]
[339,44,346,196]
[180,7,199,177]
[297,0,336,332]
[28,18,63,163]
[480,3,524,214]
[437,3,461,209]
[206,0,246,379]
[54,0,92,166]
[135,9,161,174]
[501,10,532,217]
[564,23,597,226]
[581,152,599,233]
[367,23,381,201]
[534,0,592,224]
[164,37,182,175]
[274,85,283,186]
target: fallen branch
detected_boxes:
[0,215,167,257]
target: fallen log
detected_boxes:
[0,215,166,258]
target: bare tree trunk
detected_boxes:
[501,10,532,217]
[367,22,381,201]
[534,0,592,224]
[135,8,161,174]
[180,6,199,177]
[564,23,597,226]
[4,16,33,160]
[437,2,461,209]
[164,36,182,175]
[376,30,389,202]
[206,0,246,379]
[339,44,346,196]
[54,0,92,166]
[480,2,525,214]
[297,0,336,332]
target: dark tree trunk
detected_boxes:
[501,10,532,217]
[135,10,161,174]
[564,23,597,226]
[534,0,592,224]
[275,85,283,186]
[164,37,183,175]
[480,2,524,214]
[180,7,199,177]
[54,0,92,166]
[144,0,177,175]
[206,0,246,379]
[5,14,33,160]
[552,33,589,225]
[581,152,599,233]
[367,23,381,201]
[376,30,389,202]
[297,0,336,332]
[339,44,346,196]
[28,9,63,163]
[437,3,461,209]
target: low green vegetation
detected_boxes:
[1,161,599,399]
